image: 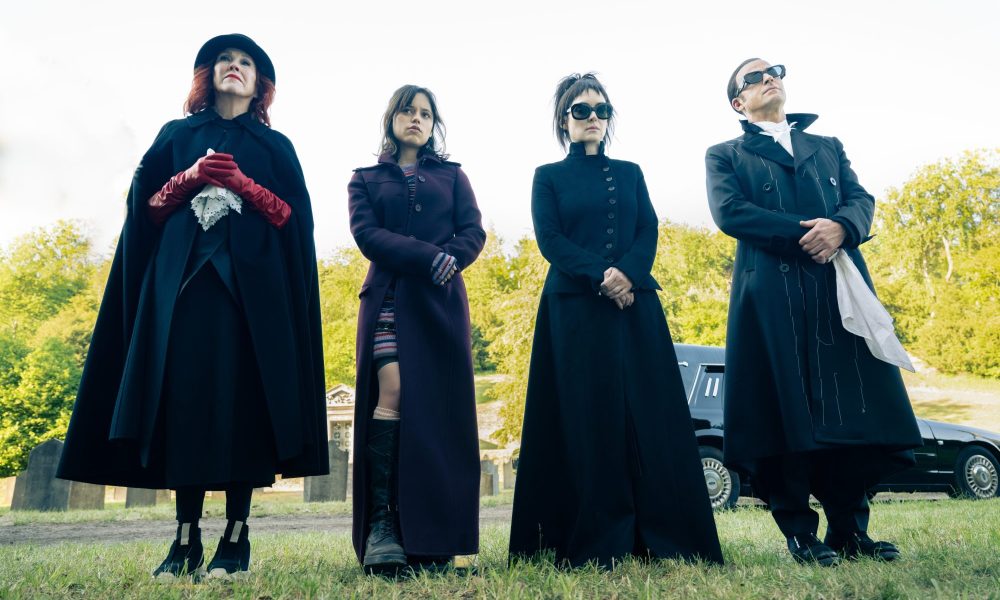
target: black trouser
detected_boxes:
[175,485,254,523]
[755,450,870,539]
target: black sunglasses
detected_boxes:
[736,64,786,95]
[567,102,613,120]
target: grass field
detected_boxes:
[2,498,998,599]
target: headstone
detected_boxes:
[502,460,516,490]
[68,482,105,510]
[110,486,127,503]
[126,488,157,508]
[0,477,16,507]
[304,443,349,502]
[156,489,173,503]
[479,460,499,497]
[11,439,70,511]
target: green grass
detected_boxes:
[2,499,998,598]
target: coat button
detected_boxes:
[605,176,613,182]
[829,177,837,186]
[408,234,415,239]
[608,186,616,192]
[605,243,613,249]
[602,166,610,172]
[763,182,773,192]
[608,212,615,219]
[779,264,790,273]
[414,204,422,212]
[418,175,426,182]
[607,227,614,234]
[606,256,614,262]
[608,198,617,204]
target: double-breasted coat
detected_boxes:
[509,143,723,567]
[57,110,329,488]
[705,114,921,481]
[348,153,486,561]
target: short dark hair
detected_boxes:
[379,84,448,160]
[552,73,615,150]
[727,57,761,114]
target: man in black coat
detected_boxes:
[705,58,922,565]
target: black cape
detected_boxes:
[57,110,328,487]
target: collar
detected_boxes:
[185,107,268,138]
[567,141,606,157]
[740,113,818,135]
[377,151,446,166]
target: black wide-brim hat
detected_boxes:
[194,33,275,85]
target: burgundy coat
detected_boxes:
[347,153,486,560]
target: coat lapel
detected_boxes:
[740,133,794,168]
[792,130,822,169]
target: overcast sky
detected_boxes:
[1,0,997,258]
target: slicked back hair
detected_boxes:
[727,57,762,114]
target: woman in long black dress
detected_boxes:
[57,34,327,580]
[509,73,724,568]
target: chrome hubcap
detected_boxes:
[964,455,998,498]
[702,457,733,509]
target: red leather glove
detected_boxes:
[147,153,236,226]
[210,158,292,229]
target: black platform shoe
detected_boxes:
[826,530,901,561]
[788,533,840,566]
[206,521,251,579]
[363,419,407,576]
[153,523,205,581]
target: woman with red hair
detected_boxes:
[57,34,327,580]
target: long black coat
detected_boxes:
[348,153,485,561]
[57,110,328,487]
[510,143,723,567]
[705,114,921,480]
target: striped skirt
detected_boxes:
[372,290,398,362]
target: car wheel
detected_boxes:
[953,446,1000,499]
[699,446,740,510]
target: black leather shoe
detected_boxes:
[826,531,901,561]
[206,521,251,579]
[787,533,840,566]
[153,524,205,581]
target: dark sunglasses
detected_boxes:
[736,64,786,95]
[567,102,613,120]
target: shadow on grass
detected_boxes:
[911,397,974,423]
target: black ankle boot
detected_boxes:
[153,523,205,581]
[363,419,406,575]
[207,520,251,579]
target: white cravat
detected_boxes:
[755,120,797,157]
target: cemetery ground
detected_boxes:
[1,494,998,598]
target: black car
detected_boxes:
[675,344,1000,510]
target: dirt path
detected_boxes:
[0,506,514,547]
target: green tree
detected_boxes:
[462,229,514,372]
[867,149,999,376]
[317,248,369,388]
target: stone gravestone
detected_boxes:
[0,477,16,508]
[126,488,158,508]
[304,442,349,502]
[68,482,105,510]
[502,460,516,490]
[156,489,172,503]
[479,460,499,497]
[11,439,70,511]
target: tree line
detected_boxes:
[0,150,996,476]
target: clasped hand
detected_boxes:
[193,153,253,194]
[799,218,845,264]
[600,267,634,310]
